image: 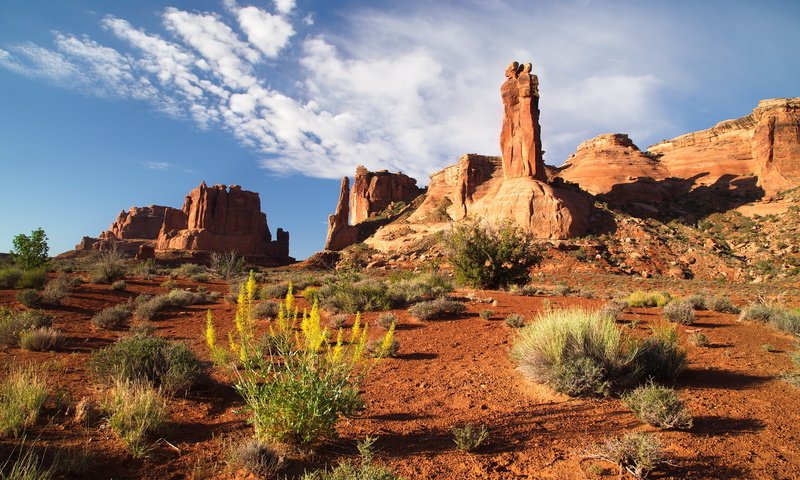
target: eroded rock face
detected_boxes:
[156,182,289,259]
[647,97,800,194]
[76,205,178,253]
[350,166,423,224]
[500,61,546,181]
[325,177,359,251]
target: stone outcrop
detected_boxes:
[500,61,546,181]
[76,182,292,264]
[156,182,289,259]
[350,166,423,225]
[324,177,359,251]
[646,97,800,194]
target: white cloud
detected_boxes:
[274,0,295,15]
[234,6,294,58]
[144,161,173,170]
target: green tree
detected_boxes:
[444,220,542,289]
[11,228,50,270]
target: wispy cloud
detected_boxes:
[144,161,174,170]
[2,0,795,183]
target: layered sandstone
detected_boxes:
[350,166,423,224]
[156,182,289,259]
[325,177,359,251]
[500,62,546,181]
[76,205,178,253]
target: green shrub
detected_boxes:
[111,280,127,291]
[688,332,709,347]
[166,289,206,307]
[15,290,42,308]
[505,313,525,328]
[189,273,210,283]
[622,382,692,429]
[253,301,280,319]
[511,308,639,396]
[591,432,663,479]
[102,379,168,458]
[10,228,49,270]
[235,349,362,445]
[445,220,542,289]
[479,309,493,320]
[174,263,204,277]
[160,279,177,290]
[0,365,48,437]
[386,273,453,305]
[626,290,671,308]
[706,296,739,314]
[407,298,466,320]
[0,266,23,289]
[134,294,171,321]
[209,251,245,279]
[299,437,403,480]
[260,281,289,300]
[16,269,48,290]
[329,314,348,329]
[377,313,397,330]
[635,325,686,381]
[685,294,706,311]
[769,310,800,336]
[19,327,64,352]
[0,309,52,347]
[663,301,695,325]
[89,249,127,284]
[227,438,284,478]
[91,334,202,395]
[738,303,775,323]
[319,279,391,314]
[40,277,72,305]
[91,303,131,330]
[739,303,800,335]
[452,423,489,452]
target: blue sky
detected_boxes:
[1,0,798,260]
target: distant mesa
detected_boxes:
[76,181,293,265]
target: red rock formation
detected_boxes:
[350,166,423,225]
[646,97,800,194]
[558,134,669,195]
[98,206,173,242]
[325,177,359,251]
[500,61,546,181]
[156,182,289,259]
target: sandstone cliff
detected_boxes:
[350,166,423,225]
[325,177,359,251]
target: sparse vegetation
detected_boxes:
[319,279,391,313]
[588,432,664,479]
[227,438,284,478]
[91,334,202,395]
[505,313,525,328]
[688,332,709,347]
[15,289,42,308]
[89,248,127,284]
[685,294,706,310]
[636,324,687,381]
[444,220,542,289]
[19,327,64,351]
[111,280,127,291]
[599,300,627,321]
[102,379,168,458]
[706,296,740,314]
[0,364,48,437]
[40,277,72,305]
[622,382,692,429]
[479,309,493,320]
[253,300,280,319]
[663,300,695,325]
[626,290,671,308]
[408,298,466,320]
[739,303,800,335]
[0,309,52,347]
[91,303,132,330]
[209,250,245,279]
[299,437,404,480]
[377,312,397,330]
[0,442,54,480]
[452,423,489,452]
[386,273,453,305]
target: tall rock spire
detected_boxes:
[499,61,546,181]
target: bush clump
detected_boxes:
[739,303,800,335]
[19,327,64,351]
[299,437,403,480]
[706,296,740,314]
[40,277,73,305]
[590,432,664,479]
[688,332,709,347]
[91,303,132,330]
[408,298,466,320]
[227,438,284,478]
[0,266,24,289]
[622,382,692,429]
[444,220,542,290]
[452,423,489,452]
[599,301,627,321]
[15,289,42,308]
[209,251,245,279]
[111,280,127,291]
[318,279,391,314]
[685,294,706,311]
[102,379,168,458]
[0,309,52,347]
[663,301,695,325]
[253,301,280,319]
[89,249,127,284]
[505,313,525,328]
[626,290,671,308]
[386,273,453,305]
[91,334,202,395]
[511,308,638,396]
[635,325,687,382]
[0,364,48,437]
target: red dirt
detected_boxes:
[1,272,799,479]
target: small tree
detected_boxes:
[445,220,542,289]
[11,228,49,270]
